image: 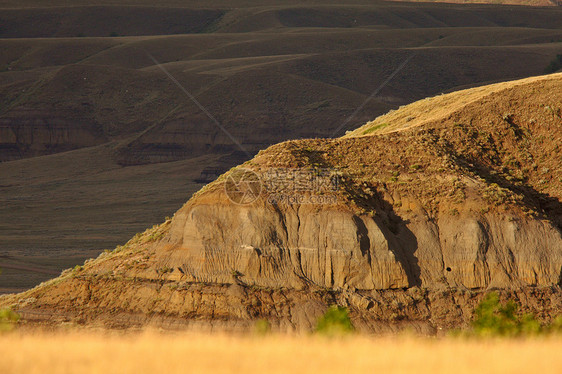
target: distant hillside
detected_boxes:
[391,0,560,6]
[1,4,562,163]
[0,0,559,8]
[2,73,560,333]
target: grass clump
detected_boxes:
[316,306,355,336]
[254,319,271,336]
[362,122,389,135]
[156,266,173,277]
[410,164,422,171]
[0,308,20,332]
[482,183,509,205]
[470,292,562,337]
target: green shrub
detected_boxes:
[0,308,20,332]
[547,316,562,333]
[254,319,271,335]
[472,292,545,337]
[316,306,354,336]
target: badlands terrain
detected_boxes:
[1,72,560,333]
[1,0,562,293]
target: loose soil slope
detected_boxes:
[2,73,560,333]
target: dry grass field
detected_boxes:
[2,331,562,374]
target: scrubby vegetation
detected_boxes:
[0,308,20,332]
[470,292,562,337]
[316,306,355,336]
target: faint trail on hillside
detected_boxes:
[330,52,417,138]
[143,50,252,158]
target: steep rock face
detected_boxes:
[160,190,562,292]
[166,198,410,290]
[438,215,562,288]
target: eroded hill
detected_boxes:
[3,1,562,293]
[2,73,560,333]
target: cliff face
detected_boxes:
[165,195,562,291]
[2,73,561,333]
[157,73,562,294]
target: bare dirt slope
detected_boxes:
[2,73,560,333]
[3,31,561,163]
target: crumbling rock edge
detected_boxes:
[5,276,562,334]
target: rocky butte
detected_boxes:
[1,73,561,333]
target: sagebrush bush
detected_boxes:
[471,292,562,337]
[316,306,354,336]
[254,319,271,335]
[0,308,20,332]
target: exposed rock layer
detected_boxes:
[2,73,561,333]
[165,196,562,291]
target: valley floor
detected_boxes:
[1,331,562,373]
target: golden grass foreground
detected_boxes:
[2,331,562,374]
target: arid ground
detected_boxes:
[1,0,562,293]
[1,72,560,333]
[1,2,562,372]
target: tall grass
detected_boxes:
[2,331,562,374]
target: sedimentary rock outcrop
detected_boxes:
[2,73,561,333]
